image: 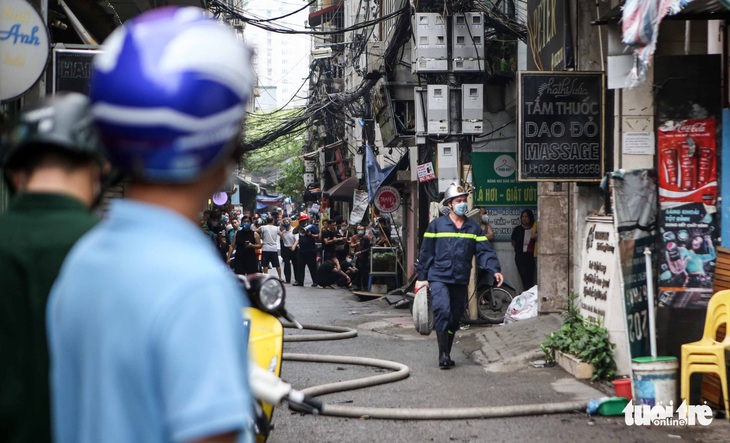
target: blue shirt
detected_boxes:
[47,200,253,443]
[416,214,501,284]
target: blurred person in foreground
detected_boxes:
[0,92,108,443]
[416,183,504,369]
[46,7,256,443]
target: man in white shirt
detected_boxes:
[279,217,298,283]
[261,214,283,281]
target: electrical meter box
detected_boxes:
[426,85,449,135]
[359,41,385,77]
[412,13,447,72]
[437,142,460,192]
[452,12,484,72]
[303,173,316,187]
[461,84,484,134]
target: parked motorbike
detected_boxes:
[240,274,322,442]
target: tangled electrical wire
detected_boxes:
[238,0,412,153]
[224,0,526,157]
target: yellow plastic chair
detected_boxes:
[680,289,730,418]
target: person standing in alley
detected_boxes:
[46,8,255,443]
[416,183,504,369]
[261,214,284,281]
[511,208,537,291]
[279,217,297,283]
[292,213,319,286]
[0,92,108,443]
[229,215,262,276]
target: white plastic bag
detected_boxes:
[412,285,434,335]
[503,285,538,324]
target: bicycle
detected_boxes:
[468,270,515,324]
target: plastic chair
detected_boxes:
[680,289,730,418]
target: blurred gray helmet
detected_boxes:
[1,92,105,191]
[440,182,469,205]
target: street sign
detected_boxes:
[374,186,400,213]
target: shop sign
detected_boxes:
[0,0,50,101]
[518,71,605,182]
[611,169,658,360]
[52,47,101,95]
[526,0,574,71]
[374,186,399,213]
[472,152,537,206]
[578,217,631,376]
[349,189,369,224]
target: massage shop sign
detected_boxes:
[518,72,605,182]
[1,0,50,101]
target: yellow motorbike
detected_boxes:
[239,274,321,442]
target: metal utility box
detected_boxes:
[437,142,460,192]
[452,12,484,72]
[461,84,484,134]
[303,173,316,187]
[426,85,449,135]
[413,86,426,135]
[412,13,447,72]
[359,41,385,77]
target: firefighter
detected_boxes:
[415,183,504,369]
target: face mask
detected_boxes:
[357,230,365,235]
[242,222,251,230]
[481,214,490,224]
[341,226,347,231]
[372,227,379,233]
[283,223,290,228]
[453,202,468,216]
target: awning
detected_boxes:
[324,176,358,201]
[256,195,285,205]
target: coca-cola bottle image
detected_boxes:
[697,145,714,185]
[679,141,697,191]
[661,147,678,186]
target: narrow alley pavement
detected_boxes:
[265,281,730,442]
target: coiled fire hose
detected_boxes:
[281,323,588,419]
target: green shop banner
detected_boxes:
[472,152,537,206]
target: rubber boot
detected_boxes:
[446,331,455,367]
[436,331,450,369]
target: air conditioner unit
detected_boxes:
[311,47,333,60]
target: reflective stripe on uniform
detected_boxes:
[423,232,488,242]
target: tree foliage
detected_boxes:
[242,107,306,174]
[275,158,305,201]
[240,108,307,201]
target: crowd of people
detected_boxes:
[201,207,394,291]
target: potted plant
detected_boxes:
[541,293,617,381]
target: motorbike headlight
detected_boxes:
[257,277,285,312]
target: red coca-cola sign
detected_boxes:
[374,186,400,213]
[657,118,717,205]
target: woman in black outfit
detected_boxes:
[510,209,537,291]
[227,216,261,275]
